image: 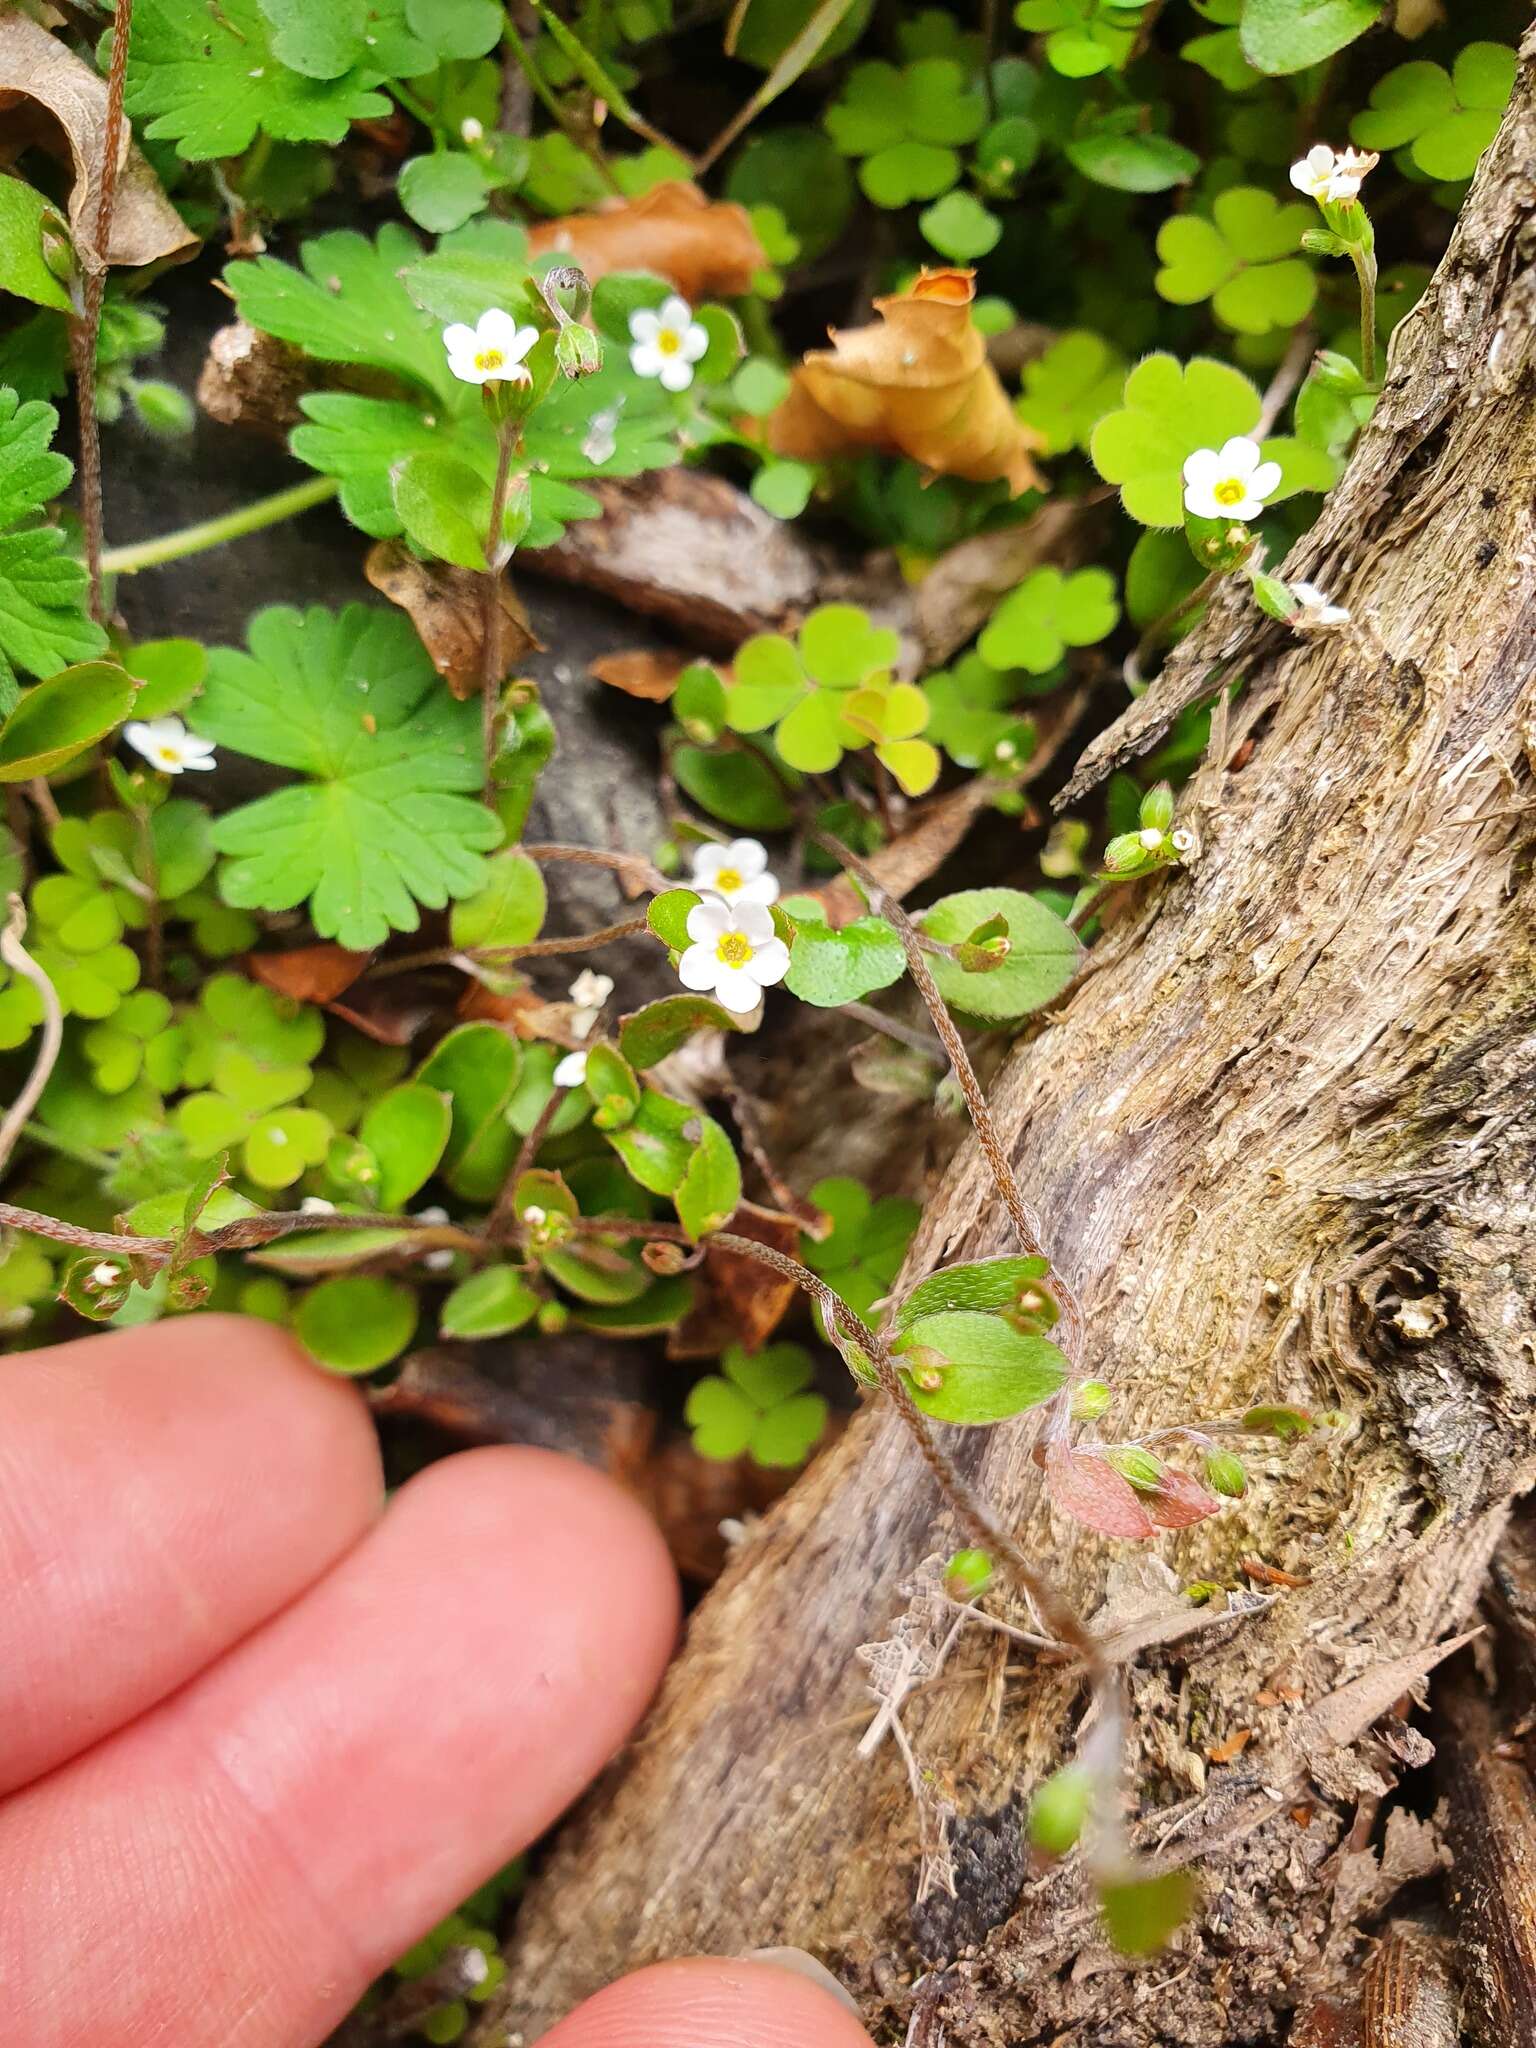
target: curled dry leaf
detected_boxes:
[589,648,690,703]
[245,943,370,1004]
[767,269,1045,496]
[196,321,317,440]
[0,10,196,270]
[528,181,767,297]
[365,541,541,701]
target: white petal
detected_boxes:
[1291,582,1326,606]
[630,340,663,380]
[1182,447,1221,488]
[692,844,729,882]
[677,942,720,992]
[659,295,694,331]
[1217,436,1262,477]
[181,754,217,770]
[659,356,695,392]
[1289,161,1316,195]
[476,308,522,352]
[508,323,542,364]
[685,897,731,943]
[734,901,776,944]
[680,322,710,363]
[734,874,779,908]
[1227,492,1264,521]
[442,322,478,357]
[1247,459,1282,503]
[629,309,661,343]
[711,967,764,1014]
[553,1051,588,1087]
[748,935,789,986]
[727,838,767,876]
[1183,479,1223,521]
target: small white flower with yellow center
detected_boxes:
[567,969,613,1037]
[689,836,779,910]
[1289,143,1379,205]
[1290,582,1351,629]
[1182,437,1282,523]
[676,898,788,1015]
[629,295,709,393]
[443,308,540,387]
[123,715,217,775]
[553,1048,588,1088]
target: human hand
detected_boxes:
[2,1315,873,2048]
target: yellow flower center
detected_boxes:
[715,931,753,968]
[657,329,682,355]
[1213,477,1246,507]
[713,867,743,894]
[156,747,180,765]
[474,347,505,372]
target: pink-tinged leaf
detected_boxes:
[1144,1467,1221,1530]
[1046,1445,1155,1539]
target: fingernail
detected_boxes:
[740,1947,863,2018]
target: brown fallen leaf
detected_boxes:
[528,181,766,297]
[365,541,541,700]
[0,10,196,270]
[1208,1728,1254,1764]
[667,1198,804,1358]
[767,269,1045,496]
[589,648,690,703]
[1241,1557,1311,1588]
[246,944,370,1005]
[196,321,317,440]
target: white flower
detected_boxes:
[1290,581,1351,628]
[553,1049,588,1088]
[123,715,217,775]
[89,1261,121,1289]
[582,401,622,466]
[1289,143,1378,204]
[300,1196,336,1215]
[443,308,540,387]
[690,837,779,910]
[414,1204,455,1272]
[629,295,709,393]
[460,116,484,145]
[1137,827,1165,852]
[676,898,789,1015]
[567,969,612,1036]
[1182,437,1283,523]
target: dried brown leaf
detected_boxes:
[589,648,689,702]
[667,1197,803,1358]
[365,541,541,700]
[528,181,766,298]
[767,269,1045,496]
[196,321,315,440]
[0,11,196,269]
[246,944,370,1005]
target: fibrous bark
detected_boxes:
[476,40,1536,2046]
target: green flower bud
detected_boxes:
[1203,1448,1248,1498]
[1241,1403,1313,1441]
[1071,1379,1111,1421]
[1101,832,1149,875]
[1029,1764,1092,1858]
[1300,228,1345,256]
[1139,782,1174,833]
[537,1299,569,1335]
[1106,1446,1164,1491]
[945,1548,994,1600]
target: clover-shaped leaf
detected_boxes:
[685,1341,828,1467]
[1239,0,1382,77]
[1155,188,1316,336]
[1090,353,1328,527]
[825,58,986,207]
[1015,331,1125,457]
[978,567,1120,674]
[922,655,1038,770]
[197,603,502,951]
[1015,0,1151,77]
[801,1175,920,1324]
[1352,44,1516,183]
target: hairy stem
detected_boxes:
[482,419,520,798]
[1352,244,1379,387]
[100,477,340,576]
[0,900,63,1177]
[73,0,135,620]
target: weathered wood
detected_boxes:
[476,39,1536,2048]
[1439,1669,1536,2047]
[1362,1926,1461,2048]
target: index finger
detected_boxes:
[540,1959,877,2048]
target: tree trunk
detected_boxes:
[475,40,1536,2047]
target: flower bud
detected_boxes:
[1106,1446,1164,1491]
[1203,1448,1248,1498]
[1029,1764,1092,1858]
[1071,1379,1111,1421]
[945,1548,994,1600]
[1301,228,1345,256]
[537,1299,569,1335]
[1139,782,1174,833]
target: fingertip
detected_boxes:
[541,1958,876,2048]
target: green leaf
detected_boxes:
[571,1272,694,1335]
[584,1041,641,1130]
[1030,1765,1093,1855]
[415,1022,521,1202]
[1015,331,1125,459]
[541,1239,652,1305]
[978,567,1119,674]
[1240,0,1382,76]
[618,995,742,1068]
[257,0,367,77]
[197,604,502,950]
[1352,46,1515,182]
[675,1114,742,1240]
[1090,353,1265,528]
[684,1374,755,1459]
[124,0,406,160]
[0,177,73,313]
[357,1083,452,1209]
[1100,1869,1200,1954]
[919,887,1079,1020]
[673,745,796,830]
[1066,122,1199,194]
[0,662,136,782]
[391,453,495,570]
[899,1310,1069,1424]
[920,190,1002,262]
[647,888,702,951]
[607,1088,697,1196]
[449,850,546,950]
[295,1273,417,1374]
[125,637,207,719]
[405,0,505,60]
[1154,188,1317,337]
[750,460,816,521]
[893,1255,1050,1333]
[782,910,905,1007]
[398,153,495,235]
[440,1265,540,1338]
[0,392,106,704]
[687,1340,827,1467]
